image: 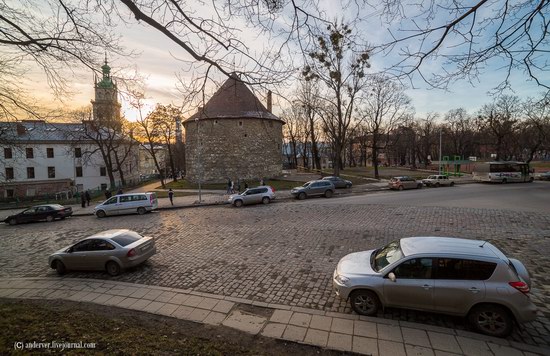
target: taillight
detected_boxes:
[127,248,137,257]
[150,195,154,203]
[509,281,529,294]
[270,186,275,192]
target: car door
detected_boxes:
[20,207,38,223]
[433,258,492,315]
[383,258,435,311]
[85,239,116,271]
[244,188,262,204]
[101,196,119,215]
[64,240,95,270]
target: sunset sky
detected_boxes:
[15,1,547,121]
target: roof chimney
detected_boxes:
[267,90,272,113]
[16,123,26,136]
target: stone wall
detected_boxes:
[184,118,283,183]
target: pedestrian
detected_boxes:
[260,177,265,186]
[117,188,123,195]
[85,190,91,207]
[80,192,86,208]
[168,188,174,206]
[104,190,111,199]
[236,179,241,193]
[230,179,235,194]
[226,178,232,194]
[244,181,248,190]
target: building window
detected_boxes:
[47,147,54,158]
[76,166,83,177]
[27,167,35,179]
[239,121,243,127]
[244,133,248,137]
[100,167,106,176]
[6,189,14,198]
[48,166,55,178]
[26,147,34,158]
[5,167,14,180]
[4,148,12,159]
[75,147,82,158]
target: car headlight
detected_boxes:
[335,274,350,285]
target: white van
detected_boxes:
[94,193,158,218]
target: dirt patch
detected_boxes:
[0,299,352,355]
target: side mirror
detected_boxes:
[66,247,73,253]
[388,272,396,282]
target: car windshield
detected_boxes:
[427,176,436,179]
[302,182,311,187]
[372,241,404,272]
[111,231,143,246]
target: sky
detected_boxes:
[14,1,548,121]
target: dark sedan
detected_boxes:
[322,176,353,189]
[4,204,73,225]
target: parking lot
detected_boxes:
[0,183,549,347]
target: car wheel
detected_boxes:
[350,290,381,316]
[298,192,306,200]
[398,185,404,191]
[450,182,455,187]
[46,215,54,222]
[137,207,146,215]
[106,261,121,276]
[54,260,66,275]
[60,217,66,220]
[234,199,244,207]
[262,197,270,204]
[417,184,423,189]
[346,184,351,189]
[8,218,17,226]
[435,182,440,188]
[502,178,507,184]
[468,304,513,337]
[96,210,106,218]
[529,177,534,182]
[325,190,333,198]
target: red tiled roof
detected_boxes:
[186,74,283,122]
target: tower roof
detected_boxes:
[186,74,283,122]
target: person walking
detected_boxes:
[85,190,91,207]
[80,192,86,208]
[244,181,248,190]
[260,178,265,186]
[168,188,174,206]
[117,188,123,195]
[236,179,241,193]
[226,178,232,194]
[104,190,112,199]
[230,179,235,194]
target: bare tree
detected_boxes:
[415,114,440,168]
[519,95,550,162]
[444,109,478,159]
[147,104,182,182]
[371,0,550,92]
[359,75,412,179]
[303,21,371,175]
[477,95,522,161]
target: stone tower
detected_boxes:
[91,56,121,126]
[184,74,285,183]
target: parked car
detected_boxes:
[48,229,156,276]
[93,192,158,218]
[322,176,353,189]
[291,180,335,200]
[333,236,537,337]
[388,176,423,190]
[538,171,550,181]
[228,186,275,207]
[4,204,73,225]
[422,175,455,187]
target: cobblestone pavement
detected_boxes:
[0,199,549,347]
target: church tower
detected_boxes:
[92,55,121,126]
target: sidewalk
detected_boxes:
[0,277,547,355]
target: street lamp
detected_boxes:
[438,128,442,175]
[195,117,202,203]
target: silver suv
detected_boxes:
[228,186,275,207]
[333,236,537,337]
[291,180,335,200]
[422,175,455,187]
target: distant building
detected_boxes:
[183,74,285,182]
[0,59,138,199]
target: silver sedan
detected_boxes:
[48,229,156,276]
